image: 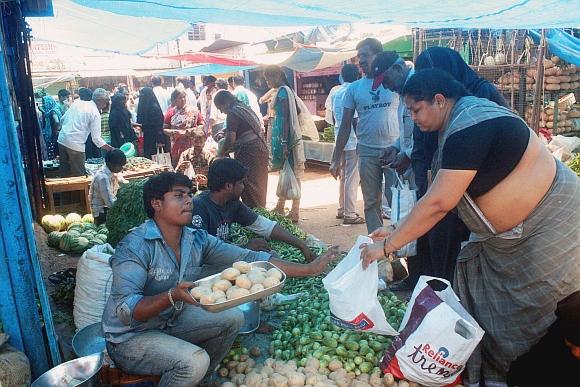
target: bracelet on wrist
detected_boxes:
[168,288,183,311]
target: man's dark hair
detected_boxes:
[341,64,360,83]
[203,76,217,86]
[143,172,193,218]
[233,75,245,86]
[151,75,163,87]
[58,89,70,99]
[402,69,469,103]
[356,38,383,54]
[78,87,93,101]
[207,158,248,192]
[105,149,127,167]
[215,79,228,90]
[213,90,237,107]
[372,51,400,77]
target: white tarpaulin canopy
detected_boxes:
[72,0,580,28]
[27,0,191,55]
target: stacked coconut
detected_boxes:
[496,56,579,92]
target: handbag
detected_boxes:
[152,146,173,171]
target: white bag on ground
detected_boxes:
[323,236,398,335]
[276,160,301,200]
[391,174,417,257]
[380,276,485,386]
[73,244,115,330]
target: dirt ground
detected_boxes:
[35,164,403,366]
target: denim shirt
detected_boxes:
[102,219,270,343]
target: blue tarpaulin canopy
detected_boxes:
[73,0,580,28]
[529,29,580,66]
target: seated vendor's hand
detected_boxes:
[300,245,316,262]
[176,161,190,172]
[360,239,396,270]
[389,153,411,175]
[368,225,395,242]
[173,281,199,305]
[246,238,270,252]
[308,246,339,276]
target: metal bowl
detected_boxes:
[72,322,106,358]
[32,353,104,387]
[238,300,260,334]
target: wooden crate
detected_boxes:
[42,176,91,217]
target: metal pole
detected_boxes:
[531,29,546,134]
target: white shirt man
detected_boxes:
[57,89,113,176]
[153,85,170,115]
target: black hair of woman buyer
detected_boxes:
[360,68,580,385]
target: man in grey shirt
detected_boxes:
[330,38,400,233]
[102,172,336,386]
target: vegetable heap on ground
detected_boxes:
[566,153,580,176]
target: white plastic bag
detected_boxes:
[323,236,398,335]
[391,174,417,257]
[204,135,219,157]
[73,244,114,330]
[152,146,173,171]
[295,95,320,142]
[380,276,485,386]
[276,160,301,200]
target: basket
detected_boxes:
[119,142,135,158]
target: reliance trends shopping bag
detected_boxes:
[276,160,301,200]
[380,276,484,386]
[390,174,417,257]
[323,236,398,335]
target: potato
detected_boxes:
[267,268,283,280]
[212,290,226,299]
[236,274,253,289]
[227,286,251,300]
[250,283,265,293]
[190,286,211,300]
[213,279,233,292]
[200,293,216,304]
[233,261,252,274]
[215,297,227,303]
[221,267,241,281]
[263,276,281,288]
[248,271,267,284]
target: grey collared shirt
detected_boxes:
[102,219,270,343]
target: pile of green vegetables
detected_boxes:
[106,179,148,247]
[320,126,335,143]
[269,291,405,372]
[566,153,580,176]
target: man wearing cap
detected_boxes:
[329,38,399,234]
[372,51,415,181]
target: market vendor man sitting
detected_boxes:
[191,158,315,261]
[175,126,214,188]
[102,172,337,385]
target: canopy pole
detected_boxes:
[531,29,546,134]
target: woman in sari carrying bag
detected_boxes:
[214,90,269,208]
[263,65,306,222]
[164,88,204,167]
[360,69,580,386]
